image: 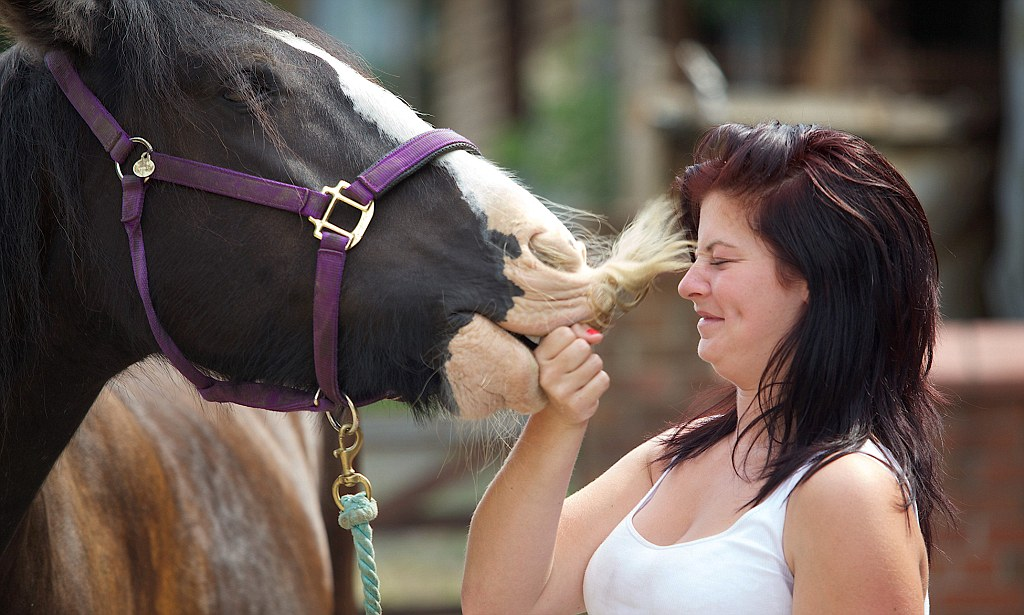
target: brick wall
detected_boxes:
[930,322,1024,614]
[586,286,1024,613]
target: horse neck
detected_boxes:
[0,222,143,559]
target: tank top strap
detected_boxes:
[631,456,678,516]
[764,460,816,506]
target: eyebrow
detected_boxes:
[697,240,739,252]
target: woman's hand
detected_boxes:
[534,324,609,426]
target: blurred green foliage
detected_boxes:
[492,25,617,211]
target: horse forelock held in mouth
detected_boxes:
[448,196,693,419]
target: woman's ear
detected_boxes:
[0,0,102,55]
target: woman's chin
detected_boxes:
[696,340,716,365]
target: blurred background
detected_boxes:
[262,1,1022,613]
[0,0,1007,612]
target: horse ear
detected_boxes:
[0,0,102,54]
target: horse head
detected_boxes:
[3,0,689,424]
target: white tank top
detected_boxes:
[582,440,927,614]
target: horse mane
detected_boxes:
[0,48,82,401]
[0,0,372,401]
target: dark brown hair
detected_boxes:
[661,122,951,553]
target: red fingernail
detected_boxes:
[587,328,600,335]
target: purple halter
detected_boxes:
[44,50,479,413]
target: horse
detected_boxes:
[0,0,689,612]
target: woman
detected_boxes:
[462,122,951,614]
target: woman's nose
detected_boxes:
[678,265,706,300]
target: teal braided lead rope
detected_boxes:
[338,492,382,615]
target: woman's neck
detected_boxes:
[735,388,761,432]
[731,388,773,478]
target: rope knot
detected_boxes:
[338,492,378,529]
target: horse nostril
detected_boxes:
[528,231,584,273]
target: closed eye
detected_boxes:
[693,252,732,267]
[221,63,281,107]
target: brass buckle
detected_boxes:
[309,180,375,249]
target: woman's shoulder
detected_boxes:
[784,449,925,567]
[790,450,908,515]
[782,449,929,610]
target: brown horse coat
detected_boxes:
[0,366,344,613]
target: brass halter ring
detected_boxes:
[324,392,359,432]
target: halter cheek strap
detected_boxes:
[45,50,479,412]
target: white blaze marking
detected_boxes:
[261,27,429,142]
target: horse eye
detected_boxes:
[222,86,248,104]
[221,64,280,106]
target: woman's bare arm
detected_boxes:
[461,325,658,614]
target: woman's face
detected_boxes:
[678,191,808,391]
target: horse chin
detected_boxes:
[445,314,548,419]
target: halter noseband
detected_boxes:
[45,50,479,413]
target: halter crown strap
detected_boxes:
[45,49,479,412]
[343,129,479,205]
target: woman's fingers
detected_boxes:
[571,323,604,345]
[540,350,603,395]
[573,367,610,413]
[534,325,603,362]
[537,332,599,381]
[534,325,609,422]
[533,326,579,362]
